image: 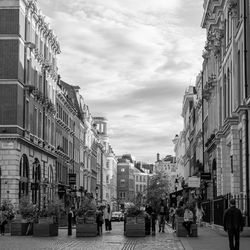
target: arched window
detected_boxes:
[19,154,29,198]
[32,158,41,205]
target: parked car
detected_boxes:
[111,212,124,221]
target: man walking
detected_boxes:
[223,198,244,250]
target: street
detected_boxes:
[0,222,184,250]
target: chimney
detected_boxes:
[157,153,160,162]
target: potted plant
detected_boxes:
[11,197,35,236]
[33,201,59,237]
[1,199,15,234]
[124,204,145,237]
[76,195,97,237]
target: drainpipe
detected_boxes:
[201,71,205,173]
[243,0,250,226]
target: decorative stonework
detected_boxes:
[26,1,61,55]
[203,74,217,100]
[228,0,238,17]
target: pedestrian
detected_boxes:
[68,207,74,236]
[223,198,244,250]
[169,204,176,230]
[182,205,194,237]
[0,206,7,235]
[96,206,104,236]
[104,204,112,231]
[196,202,204,227]
[175,201,185,217]
[158,194,168,233]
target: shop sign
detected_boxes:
[201,173,211,180]
[58,185,66,193]
[69,173,76,185]
[1,142,14,149]
[188,176,200,188]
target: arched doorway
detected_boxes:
[32,158,41,207]
[212,159,217,198]
[19,154,29,198]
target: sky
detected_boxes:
[39,0,206,163]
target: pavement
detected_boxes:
[179,224,250,250]
[0,222,249,250]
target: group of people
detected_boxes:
[96,204,112,235]
[145,195,205,237]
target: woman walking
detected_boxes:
[104,204,112,231]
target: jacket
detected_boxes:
[184,209,193,222]
[223,206,244,232]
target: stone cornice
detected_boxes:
[201,0,225,29]
[216,116,239,138]
[25,0,61,54]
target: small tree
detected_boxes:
[19,196,37,222]
[1,199,15,221]
[146,171,171,211]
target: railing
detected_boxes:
[201,193,248,226]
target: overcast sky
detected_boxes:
[39,0,206,163]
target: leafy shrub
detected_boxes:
[126,204,144,217]
[76,196,96,218]
[19,197,37,222]
[1,199,15,221]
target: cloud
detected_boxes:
[38,0,205,162]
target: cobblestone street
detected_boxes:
[0,222,184,250]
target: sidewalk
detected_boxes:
[178,225,250,250]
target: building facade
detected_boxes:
[117,155,135,207]
[174,0,250,226]
[0,0,60,208]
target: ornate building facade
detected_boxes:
[0,0,60,208]
[175,0,250,226]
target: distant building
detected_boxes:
[117,155,135,207]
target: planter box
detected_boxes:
[125,216,145,237]
[11,222,33,236]
[33,223,58,237]
[76,223,97,237]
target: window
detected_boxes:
[26,59,30,84]
[19,154,29,198]
[38,111,42,138]
[33,107,37,136]
[34,70,37,88]
[25,100,29,130]
[106,175,109,184]
[120,179,125,186]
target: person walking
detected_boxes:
[104,204,112,231]
[223,198,244,250]
[196,202,204,227]
[169,205,176,230]
[96,206,104,236]
[182,205,194,237]
[158,194,168,233]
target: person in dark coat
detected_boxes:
[223,198,244,250]
[157,194,169,233]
